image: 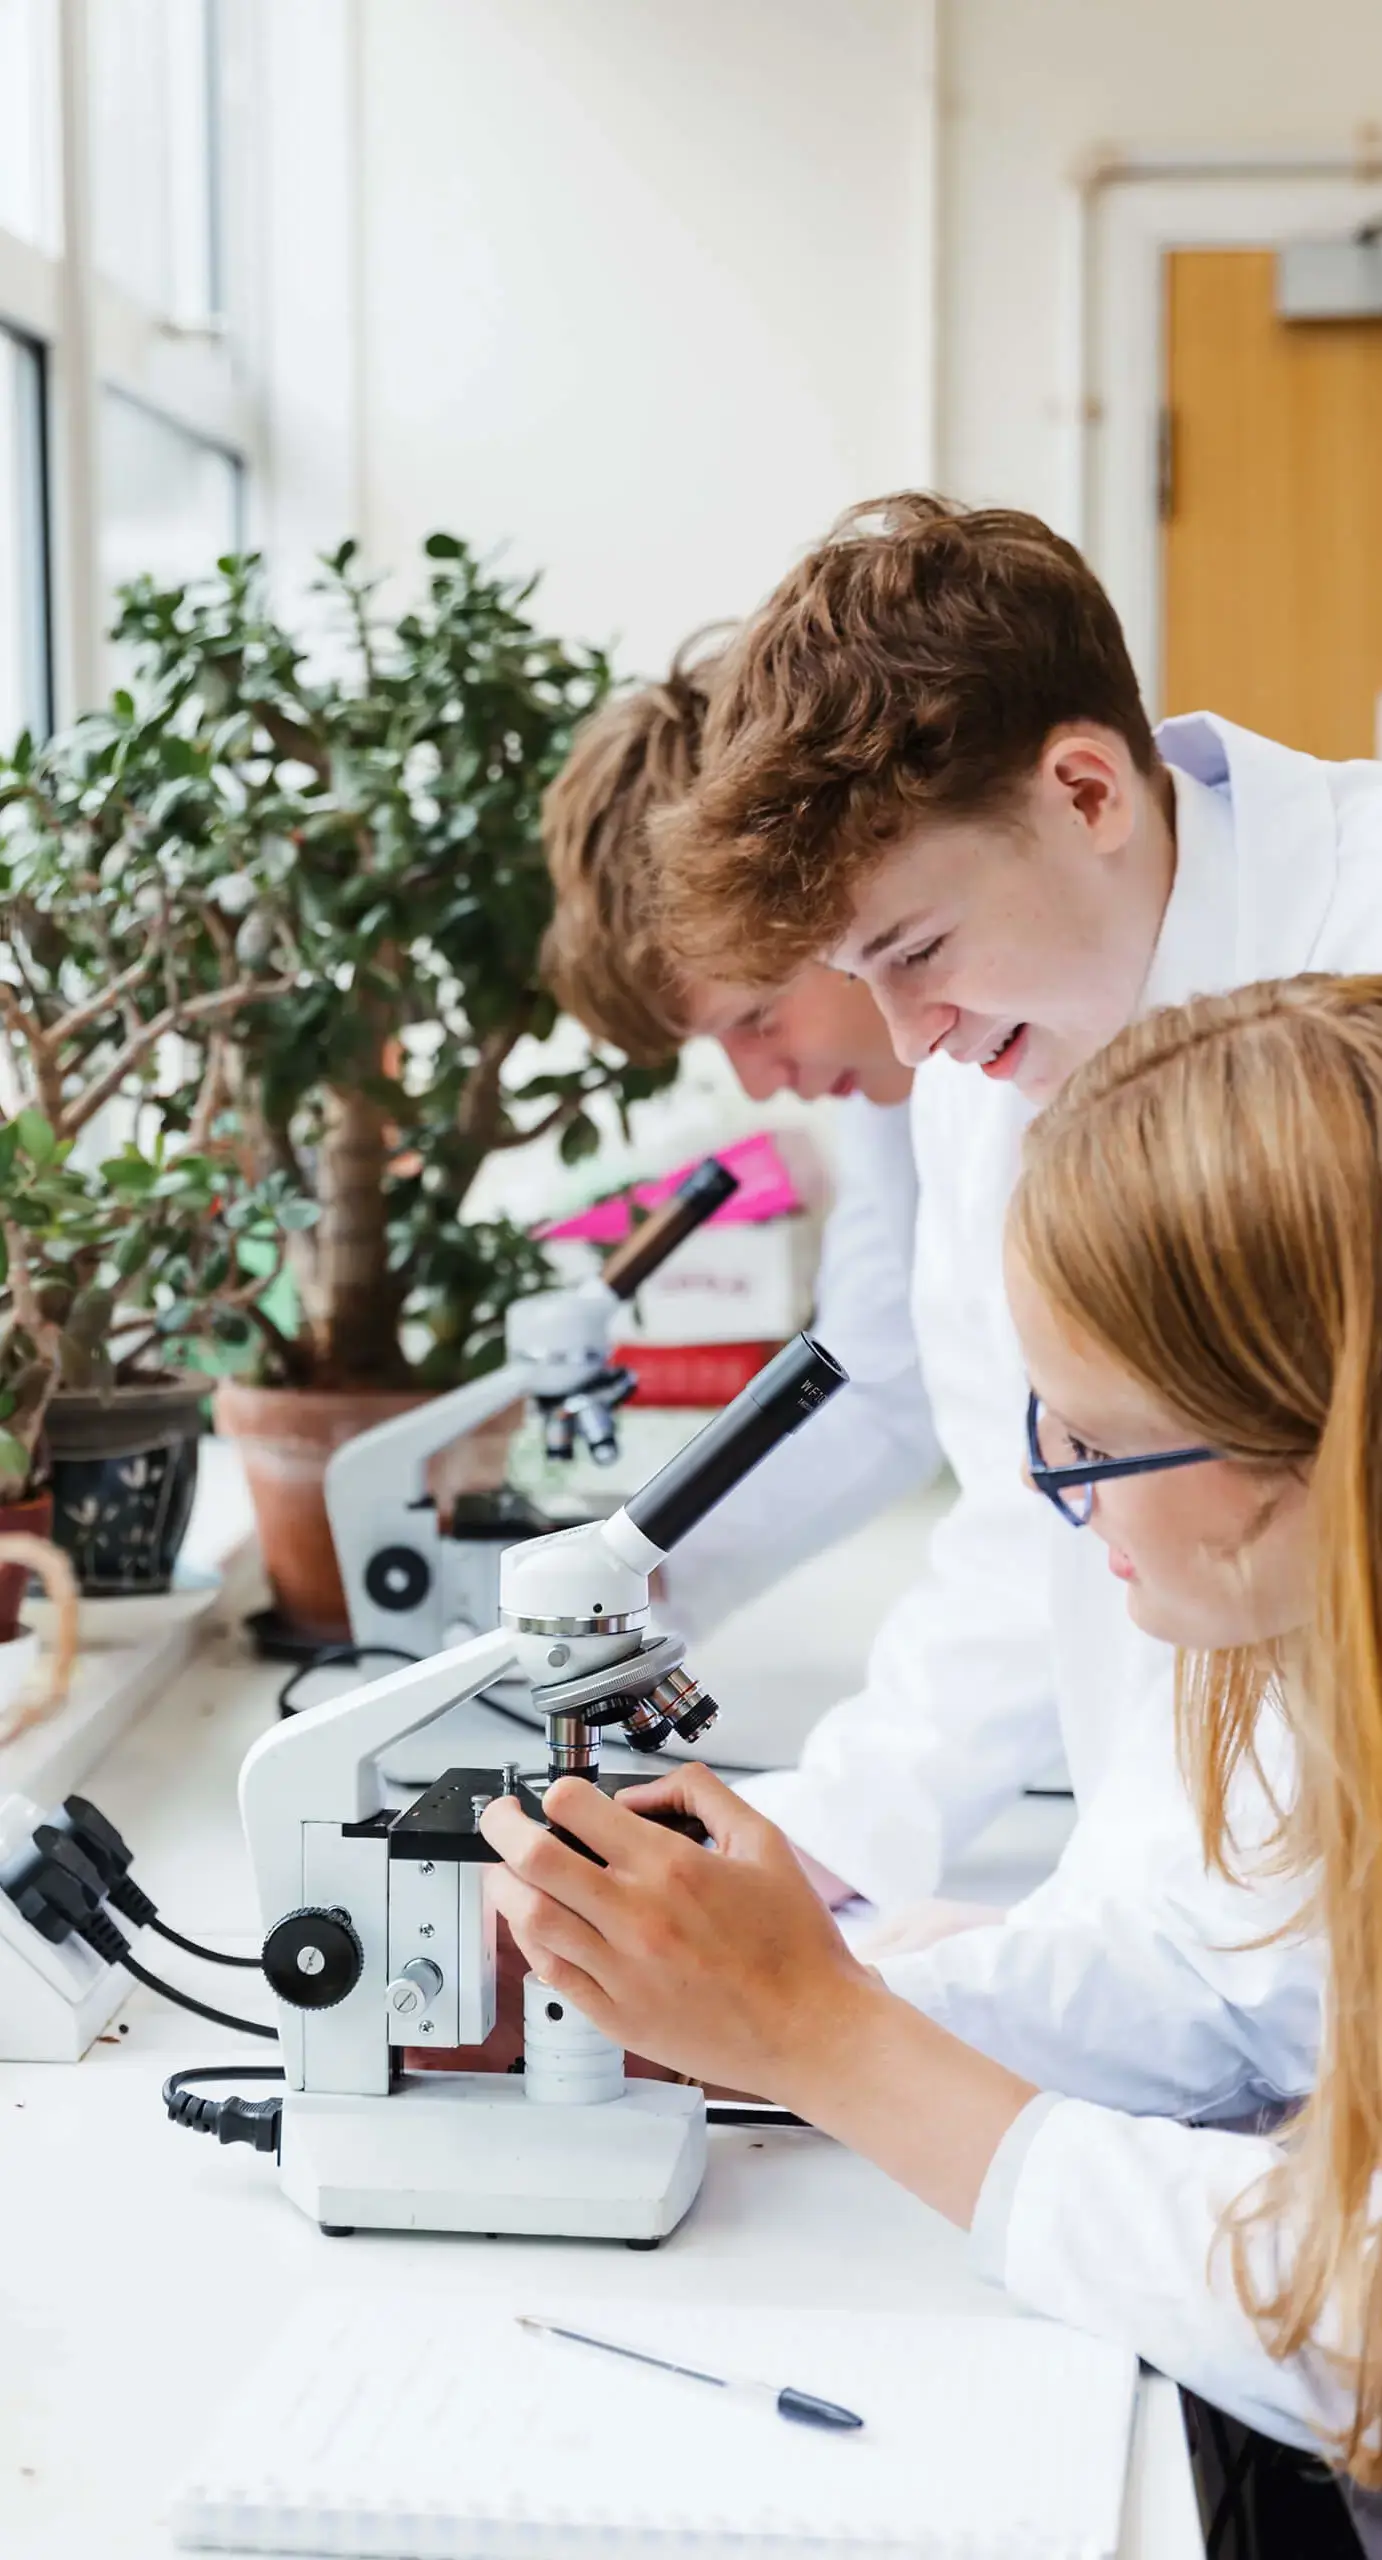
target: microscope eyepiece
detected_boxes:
[600,1157,739,1304]
[621,1333,847,1557]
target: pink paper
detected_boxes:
[538,1131,801,1243]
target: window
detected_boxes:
[0,327,51,747]
[0,0,258,729]
[89,0,220,322]
[0,0,60,254]
[100,391,241,671]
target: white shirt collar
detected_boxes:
[1136,759,1238,1017]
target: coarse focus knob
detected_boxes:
[386,1957,443,2020]
[262,1906,364,2010]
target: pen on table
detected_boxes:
[516,2313,865,2432]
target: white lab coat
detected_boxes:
[662,1094,941,1636]
[971,2092,1360,2458]
[745,717,1382,2144]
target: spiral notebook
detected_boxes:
[170,2291,1138,2558]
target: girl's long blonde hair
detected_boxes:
[1010,974,1382,2484]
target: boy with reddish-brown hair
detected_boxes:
[541,633,912,1106]
[540,646,709,1071]
[505,485,1382,2124]
[537,636,939,1682]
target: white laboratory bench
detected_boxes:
[0,1505,1202,2559]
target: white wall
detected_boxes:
[255,0,1382,1214]
[936,0,1382,534]
[356,0,936,673]
[264,0,1382,659]
[249,0,362,622]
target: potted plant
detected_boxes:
[0,1089,308,1600]
[0,538,671,1637]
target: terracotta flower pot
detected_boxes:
[213,1381,430,1642]
[0,1492,55,1642]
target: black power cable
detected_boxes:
[8,1835,277,2040]
[76,1905,277,2041]
[58,1797,263,1972]
[275,1642,422,1718]
[145,1913,262,1971]
[163,2064,284,2153]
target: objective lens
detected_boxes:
[574,1399,620,1465]
[544,1408,576,1461]
[652,1666,719,1743]
[621,1697,674,1752]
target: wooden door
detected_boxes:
[1161,247,1382,759]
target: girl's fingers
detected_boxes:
[480,1794,617,1925]
[488,1863,617,1990]
[606,1759,767,1854]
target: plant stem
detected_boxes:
[0,986,65,1127]
[300,1083,407,1383]
[61,974,297,1137]
[242,1294,310,1383]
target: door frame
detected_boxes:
[1071,157,1382,717]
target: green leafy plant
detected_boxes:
[0,1112,305,1501]
[0,538,674,1402]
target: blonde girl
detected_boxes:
[483,975,1382,2528]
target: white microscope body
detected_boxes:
[240,1334,845,2246]
[324,1157,738,1664]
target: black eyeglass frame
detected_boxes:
[1026,1391,1219,1527]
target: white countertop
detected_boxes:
[0,1614,1199,2558]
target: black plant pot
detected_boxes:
[44,1378,206,1597]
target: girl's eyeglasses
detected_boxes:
[1026,1391,1219,1528]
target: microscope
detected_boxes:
[325,1155,739,1664]
[241,1332,845,2245]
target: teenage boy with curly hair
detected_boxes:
[616,492,1382,2121]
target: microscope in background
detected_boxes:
[325,1155,739,1669]
[242,1332,846,2245]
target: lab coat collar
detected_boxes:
[1155,712,1341,984]
[1137,759,1236,1016]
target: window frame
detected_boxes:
[0,0,264,728]
[0,319,55,741]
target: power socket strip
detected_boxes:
[0,1791,128,2060]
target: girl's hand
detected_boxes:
[478,1766,876,2104]
[404,1909,693,2083]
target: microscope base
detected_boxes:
[279,2072,706,2242]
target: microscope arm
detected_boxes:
[328,1162,739,1523]
[239,1623,520,1936]
[328,1356,539,1496]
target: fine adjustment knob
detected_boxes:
[262,1906,364,2010]
[386,1957,444,2020]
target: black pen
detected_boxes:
[517,2313,865,2431]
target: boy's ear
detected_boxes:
[1038,728,1136,850]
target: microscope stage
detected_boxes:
[278,2072,706,2243]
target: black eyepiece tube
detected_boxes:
[601,1158,739,1303]
[623,1333,847,1556]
